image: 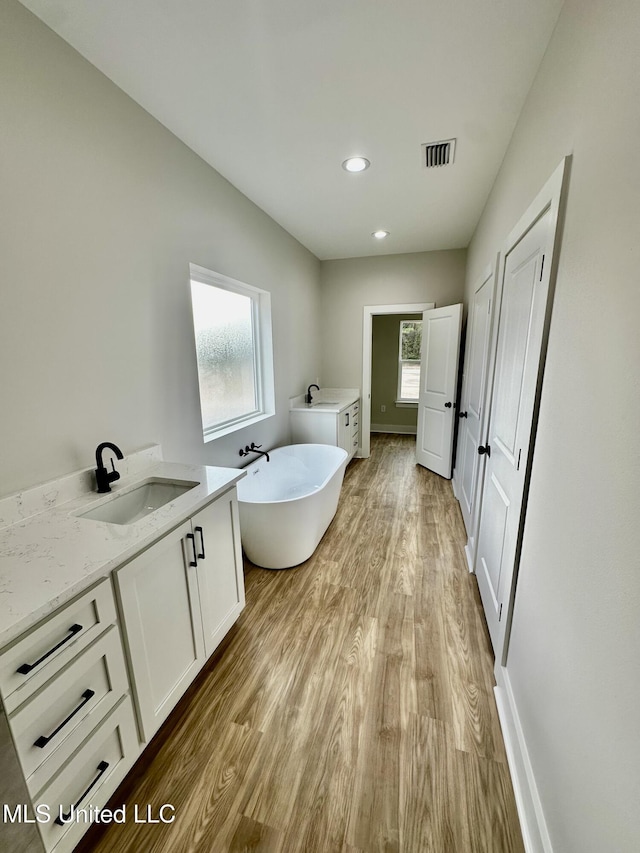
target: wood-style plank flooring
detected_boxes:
[80,434,524,853]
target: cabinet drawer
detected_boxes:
[10,625,130,796]
[34,695,139,853]
[0,579,117,713]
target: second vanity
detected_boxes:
[289,387,360,462]
[0,446,246,853]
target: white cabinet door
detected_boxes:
[115,521,205,741]
[416,304,463,478]
[290,410,338,445]
[192,490,245,659]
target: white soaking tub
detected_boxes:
[237,444,348,569]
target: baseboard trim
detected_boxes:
[464,541,475,573]
[370,424,417,435]
[494,668,553,853]
[451,473,460,499]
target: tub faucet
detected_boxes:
[305,384,320,405]
[239,442,270,462]
[95,442,124,493]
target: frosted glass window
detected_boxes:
[189,265,275,441]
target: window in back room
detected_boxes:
[397,319,422,403]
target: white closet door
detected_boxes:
[454,266,497,559]
[475,207,554,656]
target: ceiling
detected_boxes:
[19,0,564,260]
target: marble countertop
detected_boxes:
[0,454,245,648]
[289,387,360,414]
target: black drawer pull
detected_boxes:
[186,533,197,567]
[16,624,83,675]
[34,689,95,749]
[55,760,110,825]
[195,526,206,560]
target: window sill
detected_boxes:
[395,400,418,408]
[203,410,274,442]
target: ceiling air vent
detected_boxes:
[422,138,456,168]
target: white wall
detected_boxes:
[466,1,640,850]
[0,1,321,498]
[320,250,466,389]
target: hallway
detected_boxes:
[81,434,523,852]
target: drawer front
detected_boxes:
[0,580,116,713]
[351,400,360,450]
[10,625,130,795]
[34,696,139,853]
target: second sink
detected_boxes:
[76,478,199,525]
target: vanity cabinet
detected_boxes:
[290,397,360,462]
[114,487,244,742]
[0,451,245,853]
[0,578,139,853]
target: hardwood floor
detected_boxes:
[80,434,524,853]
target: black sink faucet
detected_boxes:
[239,442,270,462]
[95,442,124,493]
[305,384,320,405]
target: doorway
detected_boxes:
[361,303,433,458]
[370,313,423,436]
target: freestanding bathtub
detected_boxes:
[236,444,348,569]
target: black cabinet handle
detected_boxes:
[458,411,468,418]
[444,402,452,408]
[16,624,83,675]
[34,689,95,749]
[345,413,350,427]
[195,526,205,560]
[186,533,197,567]
[478,445,491,457]
[55,760,110,825]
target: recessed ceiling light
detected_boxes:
[372,230,389,239]
[342,157,370,172]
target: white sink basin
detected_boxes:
[311,401,340,407]
[76,477,199,525]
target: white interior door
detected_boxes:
[415,304,462,478]
[475,207,554,655]
[454,266,497,554]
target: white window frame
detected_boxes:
[189,263,275,442]
[396,319,422,406]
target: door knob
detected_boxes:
[477,445,491,457]
[458,411,468,418]
[444,402,452,408]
